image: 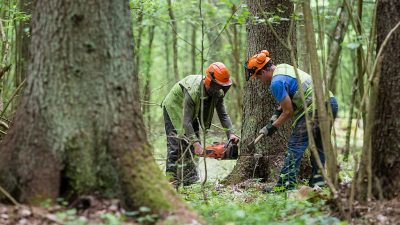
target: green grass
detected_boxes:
[181,184,347,225]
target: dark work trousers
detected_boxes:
[276,97,339,189]
[163,107,200,186]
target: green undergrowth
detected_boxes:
[181,183,347,225]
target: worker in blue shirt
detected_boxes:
[244,50,339,192]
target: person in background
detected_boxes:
[162,62,239,187]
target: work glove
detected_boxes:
[228,133,240,144]
[259,122,277,137]
[193,141,204,155]
[270,108,283,123]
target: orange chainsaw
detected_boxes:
[204,140,239,160]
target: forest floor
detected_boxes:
[1,119,398,224]
[0,181,399,224]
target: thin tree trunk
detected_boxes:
[225,0,294,184]
[0,1,198,222]
[167,0,179,80]
[133,0,144,89]
[15,0,32,87]
[231,4,243,121]
[302,0,338,187]
[191,23,197,74]
[143,25,155,131]
[326,0,351,93]
[296,4,310,73]
[164,23,171,80]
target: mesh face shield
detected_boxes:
[244,62,257,81]
[207,71,231,97]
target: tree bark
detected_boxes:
[371,0,400,200]
[296,4,310,73]
[224,0,294,184]
[167,0,179,80]
[0,1,198,221]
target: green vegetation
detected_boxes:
[182,184,346,225]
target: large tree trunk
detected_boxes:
[370,0,400,200]
[225,0,294,184]
[0,0,197,221]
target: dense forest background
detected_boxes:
[1,0,399,224]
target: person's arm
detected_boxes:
[260,80,293,136]
[272,95,293,128]
[216,97,239,143]
[182,90,199,143]
[182,90,204,154]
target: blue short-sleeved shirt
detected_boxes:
[269,75,298,103]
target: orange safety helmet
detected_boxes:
[244,50,272,80]
[204,62,232,88]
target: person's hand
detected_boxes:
[259,122,277,137]
[193,142,204,155]
[229,133,240,144]
[270,108,283,123]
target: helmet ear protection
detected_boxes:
[244,50,271,81]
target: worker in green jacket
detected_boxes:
[162,62,239,187]
[244,50,338,192]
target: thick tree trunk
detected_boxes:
[0,0,197,221]
[370,0,400,200]
[225,0,294,184]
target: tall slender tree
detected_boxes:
[167,0,179,80]
[225,0,294,184]
[0,0,197,222]
[14,0,32,88]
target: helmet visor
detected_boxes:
[244,62,256,81]
[208,80,231,97]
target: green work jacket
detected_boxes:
[162,75,218,137]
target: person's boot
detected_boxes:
[166,162,180,189]
[309,174,325,188]
[181,159,199,186]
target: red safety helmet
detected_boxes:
[204,62,232,88]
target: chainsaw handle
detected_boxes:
[224,139,232,149]
[253,133,264,145]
